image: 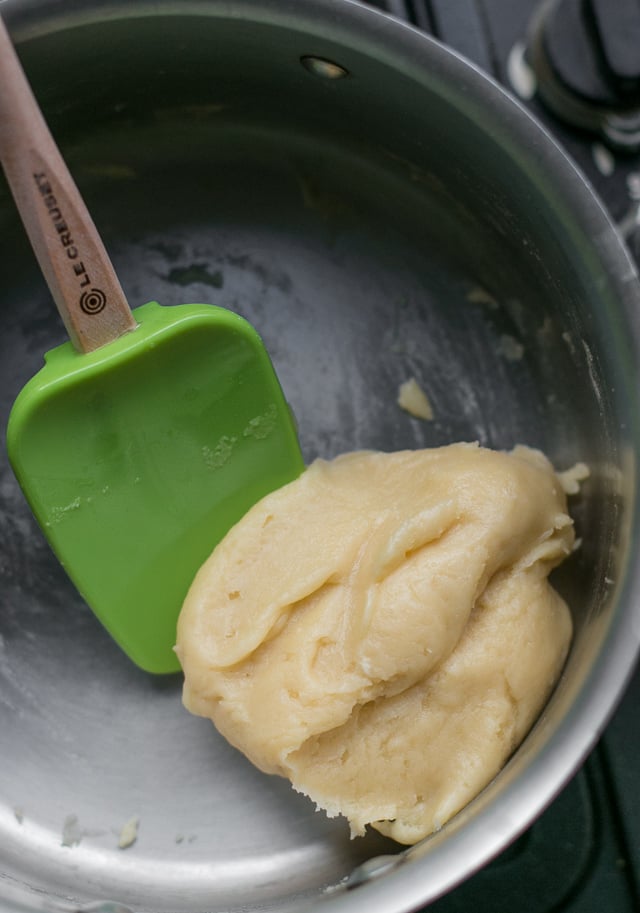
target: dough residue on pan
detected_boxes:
[61,814,82,848]
[497,333,524,362]
[558,461,590,495]
[176,443,577,844]
[397,377,434,420]
[118,815,140,849]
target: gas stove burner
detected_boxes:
[527,0,640,152]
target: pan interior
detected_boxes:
[0,8,630,912]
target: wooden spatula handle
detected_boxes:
[0,17,136,353]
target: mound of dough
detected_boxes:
[176,443,575,844]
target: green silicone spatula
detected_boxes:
[0,17,304,673]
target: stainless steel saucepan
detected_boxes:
[1,1,639,911]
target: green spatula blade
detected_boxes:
[7,301,304,673]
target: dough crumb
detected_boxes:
[497,334,524,362]
[466,286,499,310]
[558,462,590,495]
[13,807,24,824]
[397,377,434,420]
[177,444,578,845]
[118,815,140,849]
[61,814,83,848]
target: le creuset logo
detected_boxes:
[33,170,106,315]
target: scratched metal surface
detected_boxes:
[0,2,639,913]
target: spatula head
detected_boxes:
[7,301,304,673]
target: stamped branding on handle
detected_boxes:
[79,288,107,315]
[33,170,105,314]
[0,15,135,353]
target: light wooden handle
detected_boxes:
[0,16,136,353]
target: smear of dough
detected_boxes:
[118,815,140,849]
[397,378,434,420]
[176,444,576,844]
[558,462,590,495]
[61,814,82,848]
[497,334,524,362]
[466,286,499,310]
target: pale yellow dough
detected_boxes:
[176,443,575,845]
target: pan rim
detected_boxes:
[1,1,640,912]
